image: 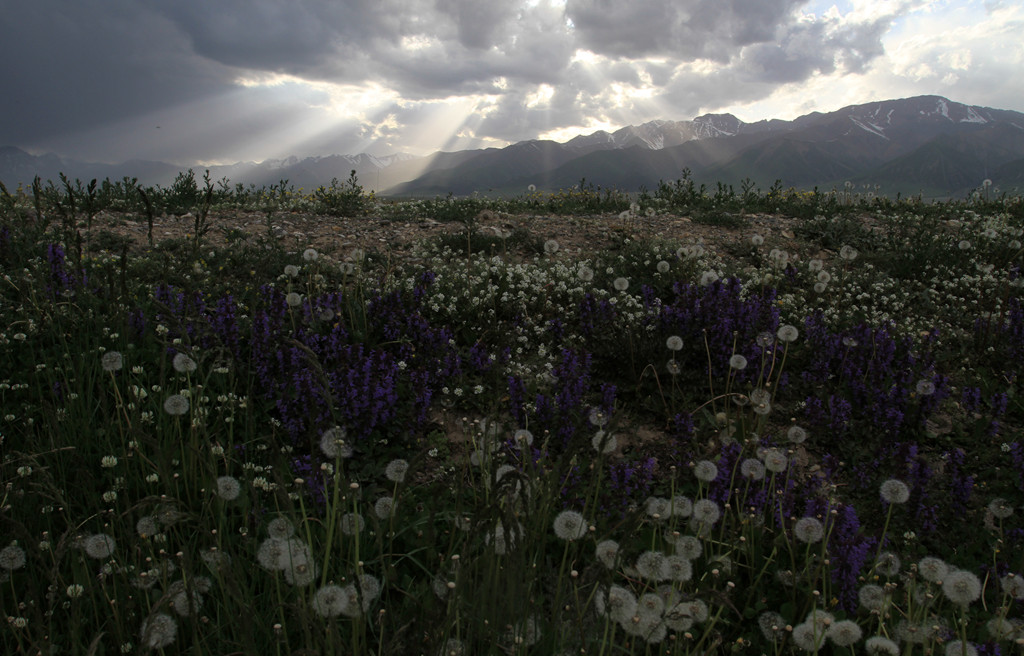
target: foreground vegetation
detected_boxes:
[1,171,1023,655]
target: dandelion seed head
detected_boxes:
[729,354,747,370]
[83,534,116,560]
[312,584,349,618]
[792,621,826,652]
[172,352,197,374]
[657,260,670,273]
[613,277,629,291]
[859,584,886,610]
[319,427,352,459]
[266,517,295,540]
[591,429,617,454]
[691,499,721,525]
[787,425,808,444]
[543,239,559,254]
[285,292,303,307]
[875,552,901,577]
[215,476,241,501]
[988,497,1014,519]
[794,517,824,543]
[340,513,365,536]
[917,557,949,583]
[553,510,588,541]
[101,351,123,372]
[0,544,26,570]
[880,479,910,504]
[865,636,900,656]
[385,459,409,483]
[840,244,859,260]
[284,264,299,277]
[776,324,799,343]
[374,496,394,519]
[763,448,789,473]
[635,550,670,581]
[163,394,190,416]
[665,554,693,582]
[942,569,982,605]
[827,619,863,647]
[637,592,665,620]
[740,458,766,481]
[140,613,177,650]
[915,379,936,396]
[674,535,702,561]
[302,248,318,262]
[945,642,977,656]
[595,539,619,569]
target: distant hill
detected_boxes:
[3,95,1023,199]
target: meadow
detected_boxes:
[1,171,1023,655]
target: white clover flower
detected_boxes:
[880,479,910,504]
[101,351,123,372]
[66,583,85,598]
[101,455,118,468]
[552,510,588,541]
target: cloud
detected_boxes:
[1,0,1021,164]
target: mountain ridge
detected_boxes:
[3,95,1022,199]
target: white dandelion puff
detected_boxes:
[552,510,588,541]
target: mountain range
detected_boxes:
[3,95,1023,199]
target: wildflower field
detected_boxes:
[1,172,1023,655]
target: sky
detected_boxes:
[2,0,1021,165]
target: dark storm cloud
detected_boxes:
[0,0,235,153]
[0,0,934,163]
[565,0,806,61]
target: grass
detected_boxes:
[1,174,1023,655]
